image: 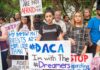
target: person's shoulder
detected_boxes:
[90,17,97,20]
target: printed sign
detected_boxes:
[20,0,42,16]
[9,31,38,55]
[28,41,71,69]
[71,53,93,70]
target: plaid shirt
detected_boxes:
[69,26,89,54]
[0,31,8,51]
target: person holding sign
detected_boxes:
[69,11,88,55]
[10,16,31,60]
[17,16,31,32]
[36,7,63,41]
[0,17,8,70]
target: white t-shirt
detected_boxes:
[53,19,66,33]
[19,24,30,32]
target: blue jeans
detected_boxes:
[1,50,8,70]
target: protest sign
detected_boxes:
[28,41,71,69]
[0,51,2,70]
[91,57,100,70]
[71,53,93,70]
[20,0,42,16]
[8,31,38,55]
[12,60,29,70]
[3,21,20,32]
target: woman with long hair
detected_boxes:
[69,11,88,55]
[17,16,31,32]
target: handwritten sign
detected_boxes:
[28,41,71,69]
[3,21,20,32]
[12,60,29,70]
[71,53,93,70]
[8,31,38,55]
[20,0,42,16]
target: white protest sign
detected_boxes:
[0,51,2,70]
[20,0,42,16]
[71,53,93,70]
[28,41,71,69]
[12,60,29,70]
[8,31,38,55]
[3,21,20,32]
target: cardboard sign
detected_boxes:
[28,41,71,69]
[9,31,38,55]
[0,51,2,70]
[12,60,29,70]
[20,0,42,16]
[71,53,93,70]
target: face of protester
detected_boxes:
[64,16,69,22]
[45,12,54,25]
[74,13,82,23]
[10,18,15,23]
[0,19,4,24]
[15,13,20,20]
[21,17,28,24]
[84,9,90,18]
[54,11,61,22]
[97,10,100,16]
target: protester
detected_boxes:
[53,9,66,37]
[14,12,21,21]
[0,17,8,70]
[10,16,31,60]
[9,17,16,23]
[36,7,63,41]
[83,8,91,27]
[63,15,71,40]
[87,2,100,57]
[33,15,45,30]
[69,11,87,55]
[17,16,31,32]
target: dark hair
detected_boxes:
[44,7,54,15]
[0,17,6,22]
[63,15,68,19]
[18,16,31,31]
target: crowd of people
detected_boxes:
[0,3,100,70]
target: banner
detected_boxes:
[71,53,93,70]
[20,0,42,16]
[28,41,71,69]
[3,21,20,32]
[0,51,2,70]
[8,31,38,55]
[12,60,29,70]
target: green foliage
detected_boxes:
[0,0,96,18]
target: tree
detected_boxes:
[0,0,19,18]
[51,0,96,15]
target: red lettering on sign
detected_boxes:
[71,54,88,62]
[22,7,36,14]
